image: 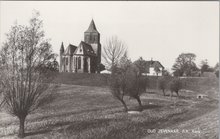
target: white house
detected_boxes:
[142,60,164,76]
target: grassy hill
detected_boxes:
[0,73,219,139]
[0,72,219,138]
[0,84,218,139]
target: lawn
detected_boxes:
[0,79,218,139]
[0,74,219,139]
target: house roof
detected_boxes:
[74,41,96,56]
[155,61,164,69]
[143,60,164,73]
[85,19,99,33]
[148,61,164,68]
[64,44,77,56]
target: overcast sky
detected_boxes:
[0,1,219,71]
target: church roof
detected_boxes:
[64,44,77,56]
[85,19,99,33]
[75,41,96,56]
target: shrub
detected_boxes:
[169,78,182,97]
[158,77,167,96]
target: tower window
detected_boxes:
[90,35,93,42]
[95,36,98,42]
[86,36,89,41]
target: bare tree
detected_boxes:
[0,11,57,138]
[102,36,127,70]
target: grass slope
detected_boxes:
[0,82,218,139]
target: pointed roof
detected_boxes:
[85,19,99,33]
[64,44,77,56]
[60,42,64,52]
[74,41,96,56]
[150,61,164,69]
[144,60,164,73]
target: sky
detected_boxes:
[0,1,219,71]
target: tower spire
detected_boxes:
[60,42,64,54]
[85,19,99,33]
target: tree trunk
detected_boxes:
[176,91,179,97]
[170,91,173,99]
[136,96,143,111]
[119,99,128,112]
[162,89,165,96]
[18,116,26,138]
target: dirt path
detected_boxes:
[143,109,219,139]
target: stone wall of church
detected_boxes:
[60,54,99,73]
[70,56,92,73]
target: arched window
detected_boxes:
[84,57,88,72]
[66,57,68,65]
[78,57,81,69]
[90,34,93,41]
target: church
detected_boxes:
[59,20,101,73]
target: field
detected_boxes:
[0,73,219,139]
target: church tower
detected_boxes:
[84,19,101,72]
